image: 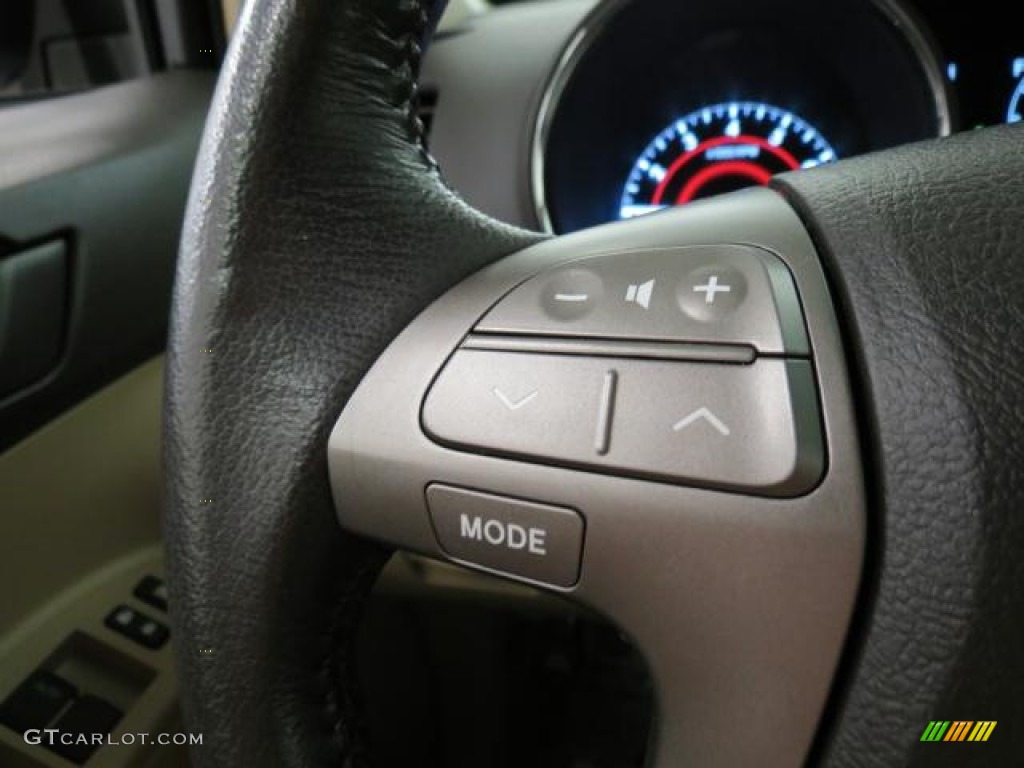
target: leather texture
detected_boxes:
[774,123,1024,767]
[162,0,542,764]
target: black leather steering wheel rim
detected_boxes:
[164,0,1024,765]
[776,135,1024,764]
[164,0,542,763]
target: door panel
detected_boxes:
[0,70,213,450]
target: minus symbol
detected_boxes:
[554,293,590,302]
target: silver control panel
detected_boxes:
[477,244,809,355]
[328,189,864,768]
[424,351,823,496]
[422,244,824,498]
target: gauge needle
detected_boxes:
[620,204,668,219]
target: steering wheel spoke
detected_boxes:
[328,188,865,766]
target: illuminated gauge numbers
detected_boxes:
[1009,58,1024,124]
[619,101,838,220]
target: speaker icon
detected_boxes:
[624,279,655,309]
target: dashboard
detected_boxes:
[422,0,1024,234]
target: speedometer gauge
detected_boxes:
[619,101,838,219]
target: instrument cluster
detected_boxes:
[536,0,1022,233]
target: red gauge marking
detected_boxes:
[676,161,773,204]
[651,135,801,205]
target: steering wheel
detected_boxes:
[163,0,1024,765]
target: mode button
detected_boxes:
[426,485,584,588]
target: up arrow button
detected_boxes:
[672,407,731,436]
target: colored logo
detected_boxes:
[920,721,996,742]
